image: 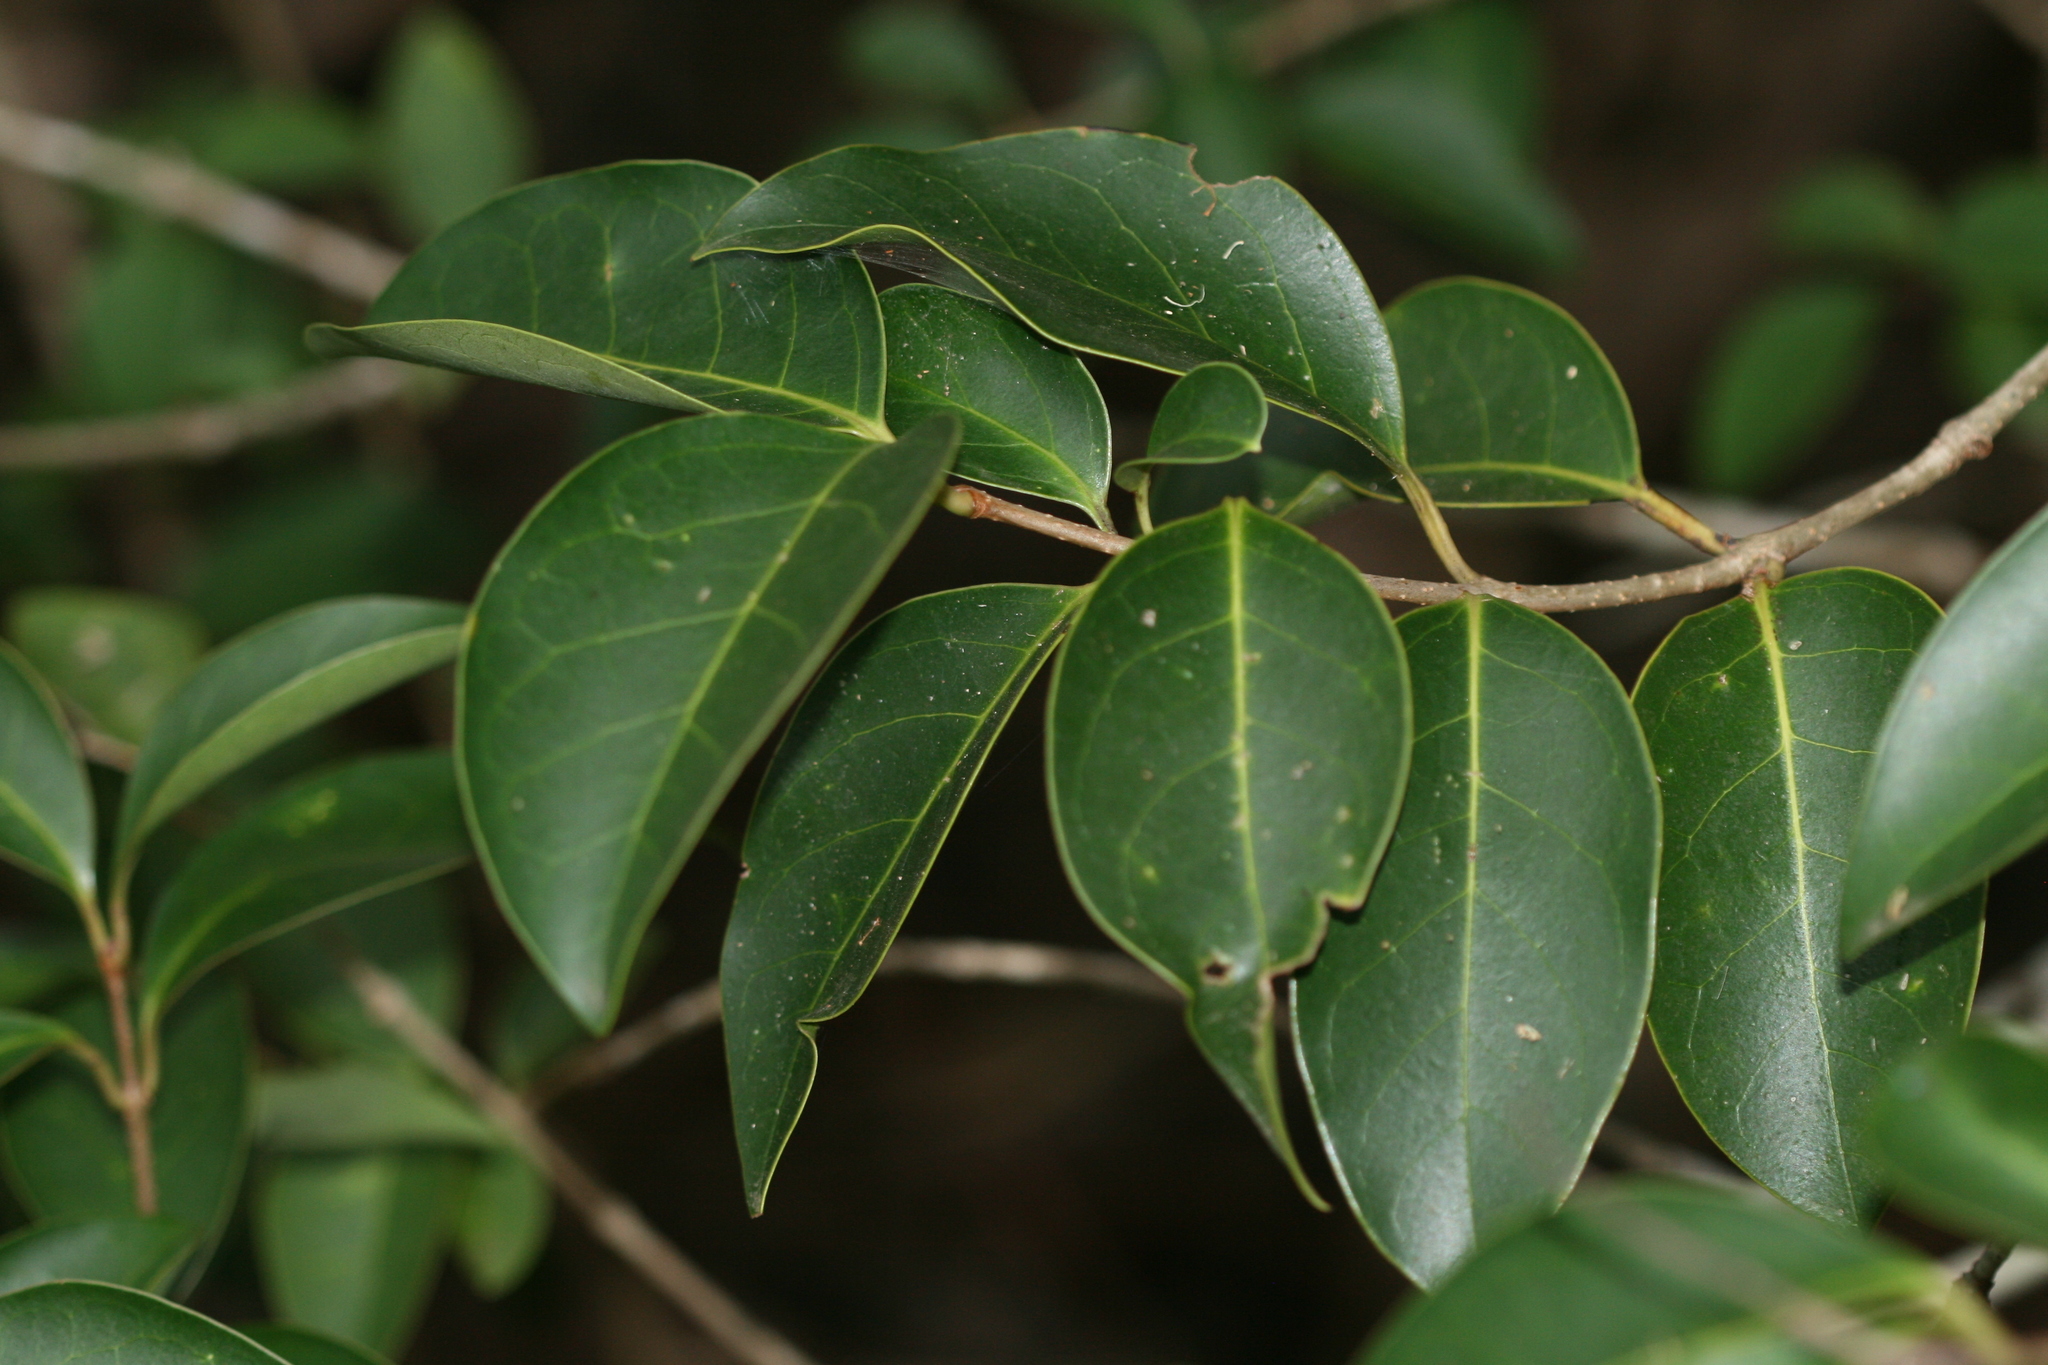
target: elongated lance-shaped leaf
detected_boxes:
[1115,360,1268,492]
[453,1147,549,1298]
[0,1216,193,1295]
[462,412,959,1030]
[881,284,1111,526]
[723,582,1079,1213]
[698,130,1406,463]
[0,1012,87,1090]
[0,641,94,908]
[256,1063,499,1151]
[1871,1032,2048,1249]
[242,1321,396,1365]
[0,1282,296,1364]
[310,162,887,438]
[1635,569,1982,1227]
[1294,597,1657,1289]
[1842,504,2048,951]
[139,750,472,1028]
[1047,501,1410,1200]
[115,597,464,881]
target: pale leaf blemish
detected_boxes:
[1515,1023,1542,1041]
[1140,608,1158,627]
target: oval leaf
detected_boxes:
[0,1216,193,1295]
[461,412,959,1029]
[1115,360,1268,492]
[1842,503,2048,951]
[373,6,533,241]
[1046,501,1410,1199]
[453,1147,550,1298]
[0,641,94,906]
[256,1063,498,1152]
[723,582,1079,1212]
[1358,1179,2011,1365]
[7,588,206,745]
[241,1323,395,1365]
[115,596,464,879]
[1872,1032,2048,1249]
[139,750,471,1027]
[1295,597,1657,1288]
[881,283,1112,526]
[0,1282,292,1364]
[311,161,887,437]
[699,129,1406,462]
[1635,569,1982,1225]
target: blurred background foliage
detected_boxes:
[1,0,2048,1362]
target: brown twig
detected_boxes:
[1239,0,1450,74]
[336,948,823,1365]
[0,359,409,471]
[0,100,400,301]
[531,937,1178,1106]
[1963,1244,2017,1299]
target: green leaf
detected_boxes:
[0,1011,86,1089]
[1116,360,1268,495]
[0,1282,293,1363]
[7,588,206,745]
[373,6,533,240]
[1774,159,1939,272]
[1367,278,1643,507]
[115,596,464,879]
[1634,569,1982,1225]
[0,1216,193,1295]
[3,980,251,1242]
[698,129,1406,463]
[139,750,471,1027]
[1872,1031,2048,1248]
[256,1063,499,1151]
[240,1324,393,1365]
[1357,1178,2012,1365]
[1156,72,1286,184]
[843,0,1021,117]
[1943,165,2048,310]
[0,925,93,1010]
[1343,0,1544,154]
[1689,279,1885,498]
[454,1147,550,1298]
[881,284,1112,525]
[1842,504,2048,950]
[1946,307,2048,442]
[1148,405,1378,526]
[255,1148,464,1356]
[310,162,889,438]
[462,412,959,1029]
[0,640,94,906]
[1295,597,1657,1288]
[723,582,1079,1211]
[483,960,589,1087]
[171,89,366,196]
[1046,502,1409,1200]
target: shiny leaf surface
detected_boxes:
[1116,360,1267,494]
[461,412,958,1028]
[1636,569,1981,1224]
[1047,502,1409,1197]
[724,583,1078,1211]
[0,1282,292,1363]
[1871,1032,2048,1248]
[240,1323,394,1365]
[0,1216,192,1295]
[699,129,1405,461]
[1296,597,1657,1288]
[311,162,888,437]
[0,641,94,906]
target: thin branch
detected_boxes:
[1961,1244,2015,1299]
[0,100,400,301]
[336,947,823,1365]
[942,485,1133,556]
[532,937,1178,1106]
[0,359,409,470]
[1240,0,1449,74]
[960,336,2048,614]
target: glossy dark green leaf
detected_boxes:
[1148,405,1379,527]
[1689,279,1885,498]
[1295,597,1657,1288]
[1636,569,1981,1225]
[240,1323,394,1365]
[0,1011,87,1089]
[0,1282,292,1363]
[139,751,471,1027]
[255,1148,463,1356]
[698,129,1406,462]
[723,582,1078,1211]
[3,980,251,1241]
[462,412,958,1029]
[454,1147,550,1297]
[1368,278,1644,507]
[373,6,533,240]
[0,1216,193,1294]
[1774,159,1939,272]
[7,588,205,745]
[1872,1031,2048,1248]
[1047,502,1409,1197]
[843,0,1021,117]
[115,597,464,879]
[1116,361,1267,497]
[1843,505,2048,951]
[1358,1178,2011,1365]
[256,1063,499,1151]
[881,284,1112,525]
[310,162,888,437]
[0,641,94,907]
